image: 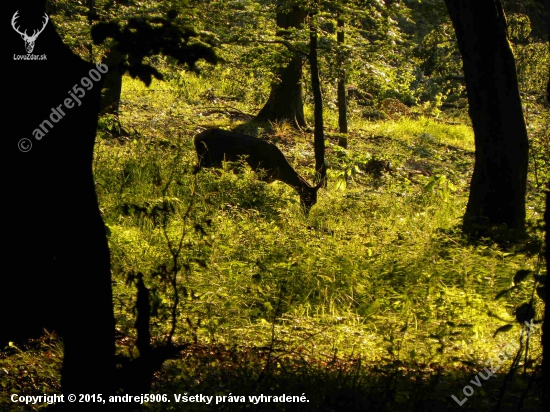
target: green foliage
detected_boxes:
[91,13,218,86]
[0,334,62,405]
[2,2,548,409]
[507,13,550,95]
[91,73,543,369]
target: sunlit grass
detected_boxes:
[90,73,543,373]
[361,117,475,151]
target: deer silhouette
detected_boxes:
[194,128,322,214]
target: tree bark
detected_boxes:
[337,17,348,147]
[544,190,550,412]
[87,0,95,61]
[444,0,529,233]
[543,19,550,411]
[255,6,307,128]
[97,0,130,117]
[309,10,326,184]
[5,1,116,404]
[99,47,123,115]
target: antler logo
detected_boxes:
[11,11,49,54]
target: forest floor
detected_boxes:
[1,72,547,411]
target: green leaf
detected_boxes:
[423,177,436,192]
[335,179,347,191]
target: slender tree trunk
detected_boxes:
[87,0,95,61]
[98,0,130,118]
[100,47,123,116]
[444,0,529,233]
[337,17,348,147]
[544,190,550,411]
[543,21,550,411]
[255,6,307,128]
[309,10,326,184]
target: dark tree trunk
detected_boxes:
[543,24,550,411]
[87,0,95,61]
[444,0,529,233]
[309,11,326,184]
[99,47,123,115]
[337,17,348,147]
[545,190,550,411]
[255,6,307,128]
[98,0,131,118]
[5,1,115,405]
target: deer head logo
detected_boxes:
[12,11,49,54]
